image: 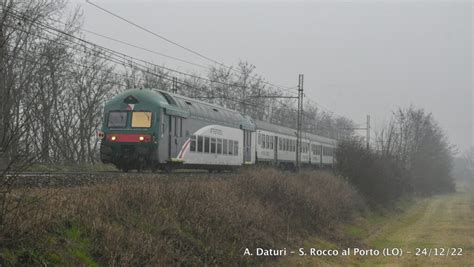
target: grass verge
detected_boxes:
[0,168,365,266]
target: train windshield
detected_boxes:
[132,111,152,128]
[108,111,128,128]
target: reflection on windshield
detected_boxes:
[132,112,152,128]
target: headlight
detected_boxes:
[111,136,117,141]
[139,136,145,141]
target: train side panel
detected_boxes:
[178,124,244,166]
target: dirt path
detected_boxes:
[354,190,474,266]
[278,185,473,266]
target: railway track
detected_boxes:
[2,170,236,188]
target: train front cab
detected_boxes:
[100,90,163,171]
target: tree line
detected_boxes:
[336,107,456,206]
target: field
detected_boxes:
[278,180,474,266]
[0,169,365,266]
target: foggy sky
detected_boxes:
[70,0,473,152]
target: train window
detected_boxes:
[211,138,216,153]
[223,139,228,154]
[204,137,210,153]
[270,136,273,150]
[132,112,152,128]
[190,135,196,152]
[323,146,330,156]
[217,138,222,154]
[234,141,238,156]
[265,135,269,149]
[108,111,128,128]
[258,133,261,145]
[262,135,266,149]
[197,136,203,152]
[228,140,233,155]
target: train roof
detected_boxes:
[255,120,337,145]
[107,89,255,131]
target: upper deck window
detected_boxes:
[132,112,152,128]
[108,111,128,128]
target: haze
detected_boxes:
[70,0,473,152]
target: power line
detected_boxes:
[7,22,286,113]
[5,7,266,94]
[85,0,226,69]
[84,0,295,92]
[5,5,301,114]
[3,7,350,138]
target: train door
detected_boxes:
[274,136,278,163]
[168,115,182,160]
[309,143,312,165]
[320,145,323,167]
[243,130,252,163]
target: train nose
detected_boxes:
[106,134,151,143]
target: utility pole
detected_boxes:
[341,114,371,149]
[198,74,305,171]
[296,74,304,171]
[172,77,177,94]
[366,115,370,150]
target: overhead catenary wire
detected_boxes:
[84,0,296,92]
[3,6,351,136]
[2,20,290,114]
[3,6,304,117]
[6,8,302,115]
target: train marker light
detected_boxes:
[98,131,105,139]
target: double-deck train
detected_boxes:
[99,89,336,172]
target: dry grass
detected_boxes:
[0,168,365,266]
